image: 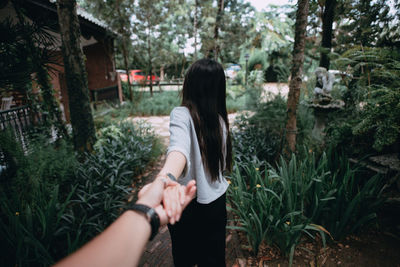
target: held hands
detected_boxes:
[137,177,196,225]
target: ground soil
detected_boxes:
[230,201,400,267]
[231,228,400,267]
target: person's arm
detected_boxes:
[159,108,192,224]
[157,151,187,181]
[54,178,196,267]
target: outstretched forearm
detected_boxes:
[158,151,187,180]
[54,210,151,267]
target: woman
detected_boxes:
[156,58,232,267]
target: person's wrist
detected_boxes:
[156,172,177,183]
[125,203,160,240]
[135,199,156,209]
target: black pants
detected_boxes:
[168,193,227,267]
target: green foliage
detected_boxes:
[0,184,76,266]
[327,47,400,154]
[248,50,267,71]
[233,95,286,165]
[316,148,385,240]
[0,121,162,266]
[245,70,264,109]
[226,93,246,113]
[0,132,78,266]
[133,91,181,116]
[352,85,400,151]
[241,5,294,81]
[0,130,77,207]
[228,148,385,263]
[65,121,162,253]
[93,91,182,127]
[94,121,162,176]
[233,94,313,165]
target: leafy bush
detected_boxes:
[233,93,314,166]
[327,47,400,154]
[248,50,267,71]
[0,131,78,266]
[233,95,286,165]
[0,121,162,266]
[228,157,328,264]
[228,148,385,264]
[64,121,162,247]
[245,70,264,110]
[0,184,76,266]
[0,130,77,207]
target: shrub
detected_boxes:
[233,94,314,166]
[228,157,328,264]
[228,148,385,265]
[245,70,264,110]
[0,130,77,208]
[0,121,163,266]
[0,184,76,266]
[326,47,400,155]
[232,95,287,165]
[248,50,267,71]
[0,131,78,266]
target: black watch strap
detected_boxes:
[167,172,177,182]
[127,203,160,240]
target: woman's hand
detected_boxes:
[138,178,196,225]
[137,177,177,208]
[162,180,196,224]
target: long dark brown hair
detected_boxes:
[181,58,232,182]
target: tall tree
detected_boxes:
[115,0,134,101]
[319,0,336,69]
[285,0,309,154]
[199,0,254,63]
[56,0,96,153]
[193,0,199,61]
[133,0,168,96]
[213,0,224,60]
[335,0,392,50]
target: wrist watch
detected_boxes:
[167,172,177,182]
[126,203,160,240]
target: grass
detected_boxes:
[93,85,247,128]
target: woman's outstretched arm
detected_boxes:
[157,151,187,180]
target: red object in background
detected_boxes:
[118,70,159,83]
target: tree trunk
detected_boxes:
[56,0,96,153]
[194,0,199,61]
[35,65,69,138]
[147,26,153,96]
[213,0,224,61]
[121,40,134,101]
[319,0,336,70]
[285,0,309,154]
[116,0,134,102]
